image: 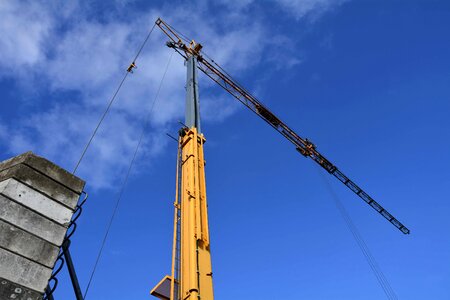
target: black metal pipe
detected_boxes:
[62,240,84,300]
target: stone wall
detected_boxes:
[0,152,85,300]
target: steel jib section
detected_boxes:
[200,56,410,234]
[155,18,410,235]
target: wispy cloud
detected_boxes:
[0,1,52,69]
[0,0,345,189]
[274,0,348,21]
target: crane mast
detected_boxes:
[177,53,214,300]
[151,42,214,300]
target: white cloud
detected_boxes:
[48,21,132,92]
[274,0,348,20]
[0,1,52,69]
[213,0,347,21]
[0,0,344,189]
[5,101,168,189]
[217,0,255,10]
[201,95,241,123]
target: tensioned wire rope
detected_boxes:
[72,22,157,175]
[83,51,174,299]
[65,21,172,298]
[316,169,398,300]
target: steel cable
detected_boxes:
[72,23,157,175]
[316,169,398,300]
[132,23,157,63]
[83,51,173,299]
[46,22,158,300]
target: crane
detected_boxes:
[150,17,409,300]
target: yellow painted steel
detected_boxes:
[151,37,213,300]
[176,127,214,300]
[169,139,182,300]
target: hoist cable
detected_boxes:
[83,52,174,299]
[316,169,398,300]
[317,170,397,299]
[72,23,157,175]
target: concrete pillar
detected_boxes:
[0,152,85,300]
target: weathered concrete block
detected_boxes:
[0,220,59,268]
[0,195,66,246]
[0,164,79,210]
[0,277,42,300]
[0,178,73,226]
[0,248,52,293]
[0,152,86,298]
[0,151,85,193]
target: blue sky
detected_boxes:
[1,0,450,299]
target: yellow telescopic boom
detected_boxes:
[178,125,213,300]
